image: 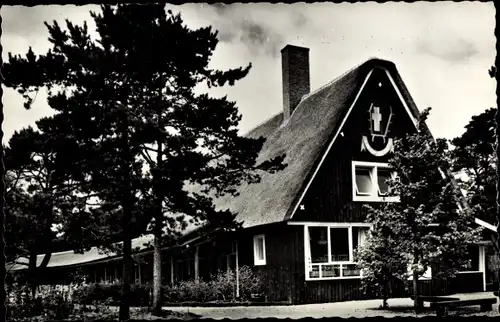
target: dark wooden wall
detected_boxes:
[233,223,294,303]
[292,67,417,224]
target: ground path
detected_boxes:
[164,292,499,319]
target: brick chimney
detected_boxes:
[281,44,310,119]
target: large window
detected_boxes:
[305,224,370,280]
[352,161,398,202]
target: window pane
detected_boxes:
[378,169,392,195]
[343,264,361,277]
[309,227,329,263]
[330,228,349,262]
[356,168,372,194]
[255,237,264,260]
[309,265,320,278]
[352,227,369,252]
[322,264,341,278]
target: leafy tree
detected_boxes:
[355,204,408,308]
[359,108,481,308]
[3,4,285,318]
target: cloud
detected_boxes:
[200,4,286,57]
[416,35,480,63]
[1,5,98,39]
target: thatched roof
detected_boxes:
[211,58,424,228]
[7,57,429,271]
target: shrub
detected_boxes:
[6,283,77,321]
[237,265,264,301]
[161,266,264,303]
[72,280,151,306]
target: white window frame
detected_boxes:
[352,161,399,202]
[304,223,371,281]
[253,234,266,266]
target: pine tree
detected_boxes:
[4,115,94,297]
[3,4,286,318]
[451,107,497,224]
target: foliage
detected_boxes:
[73,281,150,306]
[4,119,99,296]
[6,283,77,321]
[451,107,497,224]
[356,108,482,308]
[3,3,285,316]
[70,266,263,305]
[162,266,263,303]
[355,217,408,308]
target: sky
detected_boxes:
[1,2,496,144]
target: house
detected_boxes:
[7,44,491,304]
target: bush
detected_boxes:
[6,283,77,321]
[237,266,264,301]
[161,265,264,303]
[19,265,265,310]
[73,280,151,306]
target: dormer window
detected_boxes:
[352,161,398,202]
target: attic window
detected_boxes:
[352,161,398,202]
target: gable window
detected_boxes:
[305,224,370,280]
[253,234,266,266]
[352,161,398,202]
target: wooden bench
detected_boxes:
[429,298,497,317]
[410,296,460,309]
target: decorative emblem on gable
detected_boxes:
[361,103,394,157]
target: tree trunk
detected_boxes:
[28,252,38,299]
[119,111,133,322]
[120,224,133,321]
[152,218,162,315]
[382,275,389,308]
[412,270,421,309]
[151,139,164,315]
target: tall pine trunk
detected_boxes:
[152,215,162,314]
[120,222,133,321]
[152,141,163,315]
[119,111,133,321]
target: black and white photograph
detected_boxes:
[1,2,498,321]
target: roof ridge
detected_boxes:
[300,56,383,103]
[241,56,384,137]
